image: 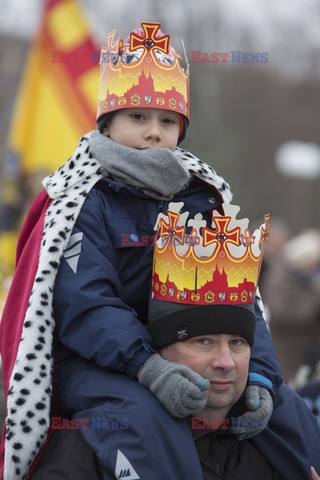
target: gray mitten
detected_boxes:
[138,354,209,418]
[231,385,273,440]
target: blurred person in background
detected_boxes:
[261,228,320,383]
[295,330,320,443]
[258,216,292,299]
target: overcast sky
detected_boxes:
[0,0,319,42]
[0,0,319,79]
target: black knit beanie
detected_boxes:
[148,298,256,350]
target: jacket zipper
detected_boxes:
[210,434,222,478]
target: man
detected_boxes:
[143,202,320,479]
[160,329,274,477]
[149,299,320,479]
[30,202,320,479]
[30,293,320,479]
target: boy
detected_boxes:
[0,22,280,479]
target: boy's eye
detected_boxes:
[130,113,145,120]
[162,118,176,125]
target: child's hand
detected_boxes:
[230,385,273,439]
[138,354,209,417]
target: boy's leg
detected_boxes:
[53,356,203,480]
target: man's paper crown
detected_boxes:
[152,203,270,306]
[96,21,189,122]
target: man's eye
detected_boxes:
[196,338,210,346]
[230,339,247,347]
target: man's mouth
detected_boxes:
[210,381,234,391]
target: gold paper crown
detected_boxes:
[96,21,189,121]
[152,203,270,305]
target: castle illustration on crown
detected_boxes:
[103,70,186,115]
[96,21,189,121]
[152,203,270,306]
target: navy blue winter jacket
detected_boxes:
[53,177,282,392]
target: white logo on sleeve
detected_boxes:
[63,232,84,273]
[115,450,140,479]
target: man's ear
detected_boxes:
[102,126,109,137]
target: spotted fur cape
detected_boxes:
[0,132,232,479]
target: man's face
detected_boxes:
[161,334,250,415]
[103,107,180,151]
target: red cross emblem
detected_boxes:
[202,217,240,254]
[259,213,271,248]
[130,22,170,54]
[158,211,185,246]
[241,228,255,247]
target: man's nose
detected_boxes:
[210,345,236,371]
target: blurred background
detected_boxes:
[0,0,320,422]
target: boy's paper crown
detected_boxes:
[96,21,189,122]
[151,203,270,306]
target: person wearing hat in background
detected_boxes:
[0,22,282,479]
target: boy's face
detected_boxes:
[103,108,181,152]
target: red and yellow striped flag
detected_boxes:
[8,0,100,175]
[1,0,100,309]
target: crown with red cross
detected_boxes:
[96,21,189,122]
[152,202,270,306]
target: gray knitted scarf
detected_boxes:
[89,131,191,200]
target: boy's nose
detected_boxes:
[144,120,162,141]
